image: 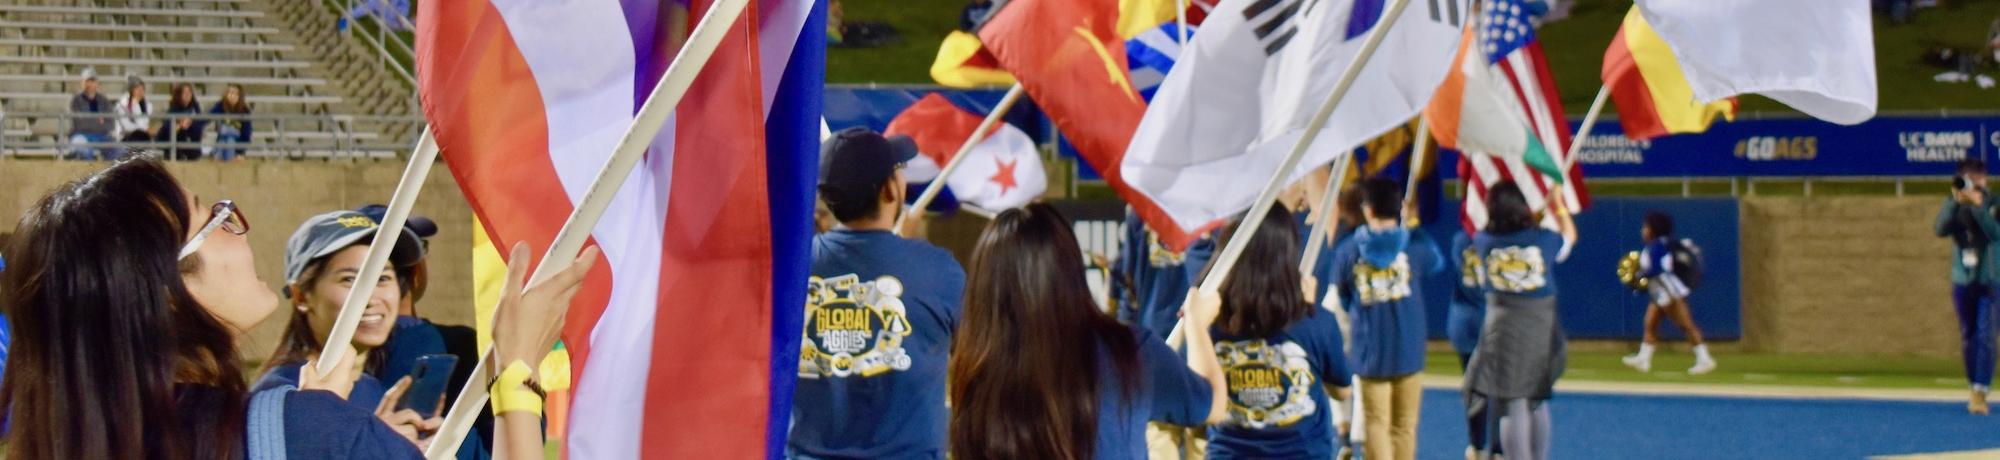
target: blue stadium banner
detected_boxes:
[1563,115,2000,178]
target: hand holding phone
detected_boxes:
[396,354,460,419]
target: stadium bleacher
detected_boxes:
[0,0,422,159]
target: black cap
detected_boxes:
[820,127,918,199]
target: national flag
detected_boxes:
[974,0,1208,248]
[1431,0,1587,233]
[417,0,822,457]
[930,31,1016,89]
[1634,0,1876,125]
[931,0,1211,90]
[1122,0,1470,243]
[1601,6,1735,140]
[885,93,1048,210]
[1125,21,1194,101]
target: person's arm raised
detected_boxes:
[1181,289,1230,425]
[489,242,600,460]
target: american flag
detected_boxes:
[1459,0,1587,233]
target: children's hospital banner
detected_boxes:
[1556,115,2000,178]
[827,86,1998,179]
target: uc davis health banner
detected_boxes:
[1558,115,2000,178]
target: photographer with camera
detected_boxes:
[1935,158,2000,415]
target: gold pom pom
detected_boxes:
[1617,251,1649,291]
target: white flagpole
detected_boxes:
[894,84,1026,235]
[1298,153,1353,273]
[313,127,435,376]
[1175,0,1189,45]
[1561,85,1608,173]
[1166,0,1416,350]
[1404,117,1431,207]
[424,0,752,456]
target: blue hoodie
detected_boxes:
[1329,226,1442,378]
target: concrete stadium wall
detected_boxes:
[0,159,477,364]
[1740,196,1961,358]
[0,159,1975,361]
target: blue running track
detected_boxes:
[1415,389,2000,459]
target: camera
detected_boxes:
[1957,175,1983,192]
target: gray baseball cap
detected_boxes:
[283,210,425,285]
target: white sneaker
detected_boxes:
[1689,357,1718,375]
[1622,353,1651,373]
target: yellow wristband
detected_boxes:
[490,361,544,417]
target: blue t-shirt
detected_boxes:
[789,229,965,460]
[254,361,389,412]
[1329,227,1442,378]
[243,389,424,459]
[377,316,448,387]
[1205,308,1348,459]
[1446,232,1486,355]
[1113,210,1192,337]
[1473,228,1566,298]
[1641,237,1673,279]
[1095,328,1214,460]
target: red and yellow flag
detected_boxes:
[1602,7,1736,140]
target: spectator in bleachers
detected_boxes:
[165,83,206,162]
[114,76,158,148]
[66,68,115,161]
[210,84,252,161]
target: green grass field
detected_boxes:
[1423,350,1970,391]
[828,0,2000,114]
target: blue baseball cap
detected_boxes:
[283,210,425,286]
[355,204,438,240]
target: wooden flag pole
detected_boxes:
[314,128,436,376]
[425,0,752,456]
[1297,153,1354,274]
[1166,0,1416,350]
[894,84,1026,234]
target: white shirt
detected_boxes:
[114,94,153,136]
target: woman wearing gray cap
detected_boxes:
[253,209,437,446]
[0,157,595,459]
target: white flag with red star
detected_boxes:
[886,93,1047,210]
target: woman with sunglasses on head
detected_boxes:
[948,203,1229,459]
[0,157,594,459]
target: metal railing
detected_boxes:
[322,0,418,112]
[2,110,422,159]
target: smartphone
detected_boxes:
[396,354,459,418]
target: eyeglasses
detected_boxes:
[178,200,249,260]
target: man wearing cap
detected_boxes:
[789,127,964,459]
[67,68,115,160]
[253,209,437,443]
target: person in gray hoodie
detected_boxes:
[66,68,116,160]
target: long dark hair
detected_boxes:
[218,84,250,114]
[0,157,246,459]
[169,83,198,111]
[1205,206,1311,338]
[950,203,1141,460]
[1483,181,1536,235]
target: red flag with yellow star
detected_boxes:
[886,93,1047,210]
[978,0,1212,248]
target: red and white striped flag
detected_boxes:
[1455,41,1588,233]
[416,0,823,457]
